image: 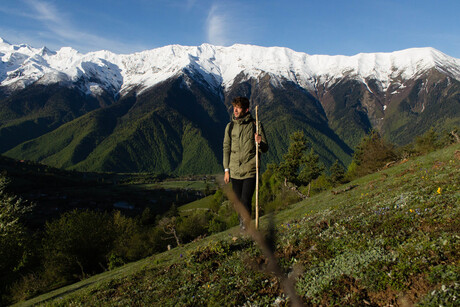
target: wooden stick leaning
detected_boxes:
[255,105,259,230]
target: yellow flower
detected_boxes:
[410,209,414,213]
[437,187,442,194]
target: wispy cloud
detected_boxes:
[3,0,147,53]
[205,2,258,47]
[24,0,120,52]
[28,0,61,24]
[206,4,231,46]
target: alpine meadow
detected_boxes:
[1,38,459,306]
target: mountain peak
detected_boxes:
[1,39,459,97]
[0,37,11,45]
[0,37,13,52]
[56,46,81,56]
[38,46,56,57]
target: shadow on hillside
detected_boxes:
[0,155,208,229]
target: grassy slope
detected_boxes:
[141,180,210,191]
[0,84,110,153]
[3,101,128,169]
[16,143,459,306]
[5,107,223,175]
[383,74,460,146]
[179,195,215,212]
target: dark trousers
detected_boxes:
[231,177,256,216]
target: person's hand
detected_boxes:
[224,171,230,184]
[254,133,262,144]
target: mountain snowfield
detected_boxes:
[2,37,460,98]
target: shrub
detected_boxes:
[8,270,52,303]
[414,127,441,154]
[112,211,149,262]
[348,130,397,178]
[259,163,303,214]
[177,210,211,243]
[209,189,225,213]
[42,209,115,282]
[263,187,301,214]
[0,174,34,304]
[207,216,227,234]
[304,173,332,196]
[145,226,171,254]
[216,200,239,229]
[259,164,282,204]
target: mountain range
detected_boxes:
[1,37,459,174]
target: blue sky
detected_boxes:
[1,0,459,57]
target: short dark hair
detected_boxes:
[231,97,250,110]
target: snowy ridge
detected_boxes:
[1,37,460,97]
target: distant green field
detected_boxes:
[179,195,215,211]
[141,180,214,191]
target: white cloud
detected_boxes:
[28,0,61,24]
[205,2,258,47]
[24,0,109,50]
[206,4,230,46]
[3,0,145,53]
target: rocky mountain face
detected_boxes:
[1,38,459,174]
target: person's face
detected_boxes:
[233,105,248,118]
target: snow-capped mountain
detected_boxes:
[1,37,459,98]
[1,37,459,174]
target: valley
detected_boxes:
[0,155,214,229]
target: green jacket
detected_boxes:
[223,112,268,179]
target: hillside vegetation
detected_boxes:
[17,143,459,306]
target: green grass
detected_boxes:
[146,180,211,191]
[15,143,460,306]
[179,195,215,212]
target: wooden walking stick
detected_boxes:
[255,105,259,229]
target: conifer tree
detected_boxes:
[351,129,397,177]
[298,148,324,186]
[329,159,345,186]
[277,131,324,187]
[278,131,308,185]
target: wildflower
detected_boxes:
[437,187,442,194]
[410,209,414,213]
